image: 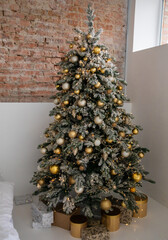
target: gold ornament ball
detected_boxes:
[127,143,132,149]
[79,165,84,171]
[119,131,125,138]
[117,100,123,105]
[132,128,139,135]
[77,115,82,120]
[64,100,69,105]
[74,89,80,94]
[97,100,104,107]
[115,117,119,122]
[69,176,76,185]
[106,138,113,143]
[132,173,142,182]
[69,44,73,48]
[138,152,144,158]
[112,122,117,127]
[63,69,69,73]
[121,201,127,208]
[93,46,101,54]
[90,67,96,74]
[83,57,88,61]
[54,148,61,154]
[79,135,84,140]
[100,198,112,211]
[107,89,112,94]
[94,82,101,88]
[69,130,77,139]
[38,179,44,186]
[85,147,93,154]
[74,36,79,41]
[118,85,123,90]
[75,74,81,79]
[55,114,61,121]
[113,98,118,103]
[76,160,81,165]
[111,169,117,175]
[49,165,59,174]
[106,58,111,62]
[87,33,92,39]
[80,47,86,52]
[101,68,105,74]
[130,187,136,193]
[97,67,101,71]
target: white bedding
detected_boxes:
[0,182,20,240]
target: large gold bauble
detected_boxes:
[74,90,80,94]
[76,160,81,165]
[87,33,92,39]
[64,100,69,105]
[85,147,93,154]
[90,67,96,74]
[55,114,61,120]
[111,169,117,175]
[138,152,144,158]
[132,173,142,182]
[77,115,82,120]
[101,68,105,74]
[100,198,112,211]
[106,138,113,143]
[49,165,59,174]
[38,179,44,186]
[79,165,84,171]
[130,187,136,193]
[69,130,77,139]
[118,85,123,90]
[121,201,127,208]
[94,82,101,88]
[75,74,81,79]
[97,100,104,107]
[93,46,101,54]
[132,128,139,135]
[117,100,123,105]
[83,57,88,61]
[69,176,76,185]
[119,131,125,138]
[69,44,74,48]
[63,69,69,73]
[80,47,86,52]
[106,58,111,62]
[113,98,118,103]
[79,135,84,140]
[54,148,61,154]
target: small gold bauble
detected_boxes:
[80,47,86,52]
[100,198,112,211]
[69,176,76,185]
[77,115,82,120]
[101,68,105,74]
[79,165,84,171]
[38,179,44,186]
[93,46,101,54]
[117,100,123,105]
[115,117,119,122]
[83,57,88,61]
[111,169,117,175]
[132,173,142,182]
[63,69,69,73]
[138,152,144,158]
[97,67,101,71]
[74,36,79,41]
[94,82,101,88]
[69,44,74,48]
[118,85,123,90]
[97,100,104,107]
[87,33,92,39]
[113,98,118,103]
[74,89,80,94]
[106,138,113,143]
[69,130,77,139]
[90,67,97,73]
[119,131,125,138]
[79,135,84,140]
[127,143,132,149]
[132,128,139,135]
[56,84,60,88]
[85,147,93,154]
[49,165,59,174]
[130,187,136,193]
[121,201,127,208]
[75,74,81,79]
[76,160,81,165]
[54,148,61,154]
[107,89,112,94]
[106,58,111,62]
[64,100,69,105]
[55,114,61,120]
[112,122,117,127]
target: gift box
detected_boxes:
[52,203,80,230]
[133,194,148,218]
[81,225,110,240]
[112,204,132,225]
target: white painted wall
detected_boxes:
[133,0,163,52]
[127,0,168,208]
[0,102,132,196]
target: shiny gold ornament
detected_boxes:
[87,33,92,39]
[121,201,126,208]
[111,169,117,175]
[100,198,112,211]
[56,84,60,88]
[118,85,123,90]
[54,148,61,154]
[97,100,104,107]
[54,114,61,120]
[93,46,101,54]
[138,152,144,158]
[112,123,117,127]
[63,69,69,73]
[49,165,59,174]
[69,130,77,139]
[107,89,112,94]
[79,135,84,140]
[69,176,76,185]
[64,100,69,105]
[79,165,84,171]
[85,147,93,154]
[83,57,88,61]
[101,68,105,74]
[119,131,125,138]
[38,179,44,186]
[94,82,101,88]
[76,160,81,165]
[74,89,80,94]
[113,98,118,103]
[97,67,101,71]
[74,36,79,41]
[75,74,80,79]
[106,138,113,143]
[106,58,111,62]
[127,143,132,149]
[90,67,96,74]
[69,44,74,48]
[77,115,82,120]
[132,173,142,182]
[117,100,123,105]
[80,47,86,52]
[115,117,119,122]
[130,187,136,193]
[132,128,139,135]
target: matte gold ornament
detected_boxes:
[54,148,61,154]
[77,115,82,120]
[115,117,119,122]
[130,187,136,193]
[62,82,70,90]
[69,176,76,185]
[87,33,92,39]
[90,67,96,73]
[83,57,88,61]
[63,69,69,73]
[75,74,81,79]
[94,116,103,125]
[119,131,125,138]
[49,165,59,174]
[132,128,139,135]
[69,44,74,48]
[101,68,105,74]
[74,89,80,94]
[113,98,118,103]
[111,169,117,175]
[80,47,86,52]
[79,165,84,171]
[94,82,101,88]
[121,201,126,208]
[38,179,44,186]
[106,138,113,143]
[138,152,144,158]
[117,100,123,105]
[79,135,84,140]
[93,46,101,54]
[121,150,130,158]
[69,130,77,139]
[100,198,112,211]
[64,100,69,105]
[132,173,142,182]
[97,100,104,107]
[55,114,61,120]
[41,148,47,154]
[85,147,93,154]
[78,99,86,107]
[118,85,123,90]
[56,138,64,145]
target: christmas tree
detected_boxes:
[31,6,153,217]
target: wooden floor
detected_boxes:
[13,197,168,240]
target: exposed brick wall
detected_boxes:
[0,0,128,102]
[162,0,168,45]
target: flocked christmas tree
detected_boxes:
[31,6,154,217]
